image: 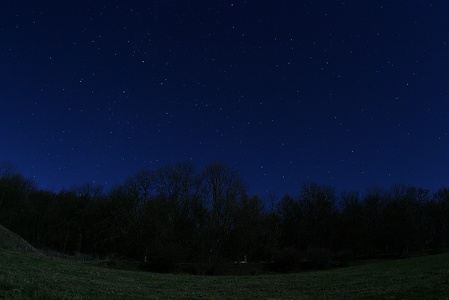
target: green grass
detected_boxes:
[1,250,449,299]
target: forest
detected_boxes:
[1,161,448,273]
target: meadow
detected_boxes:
[1,249,449,299]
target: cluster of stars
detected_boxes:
[1,1,448,195]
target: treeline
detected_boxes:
[1,161,449,270]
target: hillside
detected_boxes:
[0,224,40,255]
[1,249,449,299]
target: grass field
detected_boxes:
[1,250,449,299]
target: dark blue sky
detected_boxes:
[1,1,448,197]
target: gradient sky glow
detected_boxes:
[1,1,448,197]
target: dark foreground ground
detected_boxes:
[1,249,449,299]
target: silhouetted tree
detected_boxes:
[97,185,140,256]
[28,190,58,248]
[119,170,158,260]
[202,162,247,261]
[123,169,156,207]
[383,185,428,256]
[298,181,337,251]
[232,194,269,261]
[277,194,300,249]
[4,159,449,271]
[431,188,449,250]
[362,187,389,256]
[0,163,36,240]
[52,185,101,254]
[338,191,364,257]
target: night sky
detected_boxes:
[1,1,448,198]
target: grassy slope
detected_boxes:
[0,225,40,255]
[1,250,449,299]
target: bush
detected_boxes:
[334,249,353,262]
[301,248,332,270]
[139,256,176,273]
[269,247,300,273]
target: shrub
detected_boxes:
[139,256,176,273]
[334,249,353,262]
[269,247,300,273]
[301,248,332,270]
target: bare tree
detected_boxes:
[0,161,17,179]
[151,161,204,260]
[339,191,364,257]
[123,169,156,207]
[298,181,337,250]
[202,162,247,260]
